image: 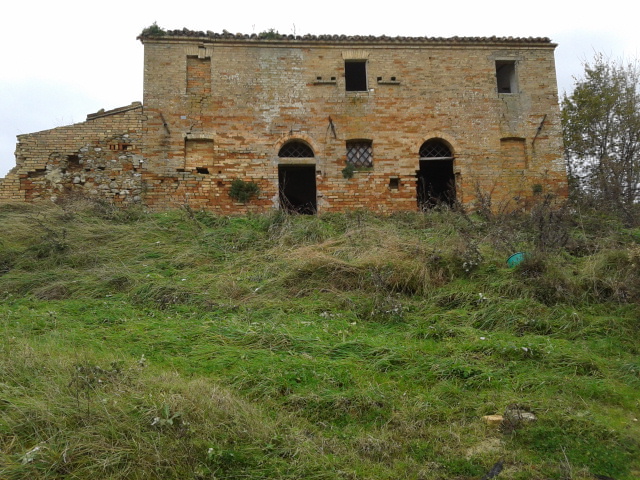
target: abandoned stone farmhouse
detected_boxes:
[0,28,567,213]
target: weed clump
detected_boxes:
[140,22,166,37]
[229,178,260,203]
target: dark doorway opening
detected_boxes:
[417,160,455,209]
[278,165,317,214]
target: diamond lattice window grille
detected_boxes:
[346,140,373,168]
[419,140,452,159]
[278,141,314,158]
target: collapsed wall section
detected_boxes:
[0,103,144,204]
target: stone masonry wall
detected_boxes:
[0,104,145,204]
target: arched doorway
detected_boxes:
[278,141,317,214]
[417,139,455,209]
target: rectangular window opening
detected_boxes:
[389,177,400,190]
[196,167,210,174]
[496,60,517,94]
[346,140,373,168]
[345,61,367,92]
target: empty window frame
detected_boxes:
[346,140,373,168]
[496,60,517,94]
[345,60,367,92]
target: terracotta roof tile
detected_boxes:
[138,28,552,45]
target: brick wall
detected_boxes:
[0,33,567,213]
[0,103,144,204]
[139,33,566,213]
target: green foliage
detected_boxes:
[0,202,639,479]
[342,162,356,179]
[257,28,280,39]
[140,22,166,37]
[229,178,260,203]
[562,54,640,211]
[342,162,375,179]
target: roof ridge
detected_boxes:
[138,28,552,44]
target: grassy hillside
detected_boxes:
[0,199,638,479]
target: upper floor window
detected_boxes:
[345,60,367,92]
[346,140,373,168]
[496,60,517,94]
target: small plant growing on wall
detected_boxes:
[229,179,260,203]
[342,163,356,179]
[258,29,280,40]
[140,22,166,37]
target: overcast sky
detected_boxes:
[1,0,638,177]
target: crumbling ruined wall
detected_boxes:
[0,103,145,204]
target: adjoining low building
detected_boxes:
[0,28,567,213]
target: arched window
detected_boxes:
[419,139,453,159]
[278,141,314,158]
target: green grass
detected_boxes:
[0,200,639,479]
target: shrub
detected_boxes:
[229,179,260,203]
[342,163,355,179]
[140,22,166,37]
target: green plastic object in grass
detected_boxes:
[507,252,528,268]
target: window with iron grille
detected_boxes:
[278,141,314,158]
[419,139,453,159]
[346,140,373,168]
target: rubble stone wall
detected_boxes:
[0,104,144,204]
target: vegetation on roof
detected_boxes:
[257,28,281,40]
[139,22,166,37]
